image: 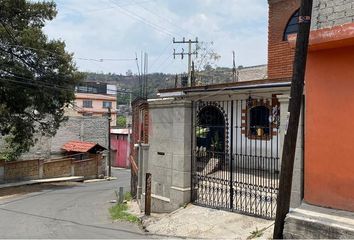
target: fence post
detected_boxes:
[96,154,100,178]
[0,160,4,183]
[145,173,152,216]
[38,159,44,179]
[71,158,75,176]
[118,187,124,203]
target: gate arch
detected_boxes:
[196,104,227,153]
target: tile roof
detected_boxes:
[61,140,102,153]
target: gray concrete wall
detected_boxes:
[141,99,192,213]
[51,116,108,154]
[312,0,354,30]
[0,116,108,160]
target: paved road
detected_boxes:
[0,168,149,239]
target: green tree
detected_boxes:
[116,116,127,128]
[195,41,221,71]
[0,0,83,160]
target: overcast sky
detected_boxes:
[44,0,269,75]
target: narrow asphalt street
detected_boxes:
[0,168,149,239]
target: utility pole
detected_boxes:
[191,61,196,87]
[126,92,132,169]
[273,0,313,238]
[144,53,148,99]
[107,107,112,178]
[232,51,238,82]
[173,37,198,86]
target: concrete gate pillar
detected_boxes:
[146,99,192,212]
[277,94,304,208]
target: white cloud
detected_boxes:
[43,0,269,74]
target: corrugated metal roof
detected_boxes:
[61,140,103,153]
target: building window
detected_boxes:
[102,101,112,108]
[248,105,271,138]
[83,100,93,108]
[283,9,299,41]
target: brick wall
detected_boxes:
[0,154,103,182]
[4,159,40,182]
[74,159,98,179]
[43,158,72,178]
[130,98,149,197]
[268,0,301,79]
[312,0,354,30]
[130,99,149,161]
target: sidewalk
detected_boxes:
[129,201,274,239]
[0,176,84,189]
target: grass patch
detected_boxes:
[124,192,132,201]
[109,203,140,223]
[247,227,264,239]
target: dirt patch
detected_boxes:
[0,182,79,200]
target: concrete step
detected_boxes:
[284,203,354,239]
[199,158,220,175]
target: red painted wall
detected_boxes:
[111,134,129,168]
[305,45,354,212]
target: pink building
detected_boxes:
[74,93,117,126]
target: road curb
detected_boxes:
[0,176,85,189]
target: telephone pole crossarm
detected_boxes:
[172,37,199,86]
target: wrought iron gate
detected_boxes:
[191,97,280,219]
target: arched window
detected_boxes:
[283,9,299,41]
[248,105,270,138]
[196,105,225,152]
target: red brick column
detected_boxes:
[268,0,300,79]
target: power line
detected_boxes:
[130,0,194,38]
[0,76,132,94]
[64,0,157,13]
[3,44,136,63]
[149,42,173,70]
[76,57,137,62]
[108,0,178,37]
[151,54,172,73]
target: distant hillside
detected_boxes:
[83,65,267,100]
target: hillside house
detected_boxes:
[69,82,117,126]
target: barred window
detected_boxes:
[248,106,270,138]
